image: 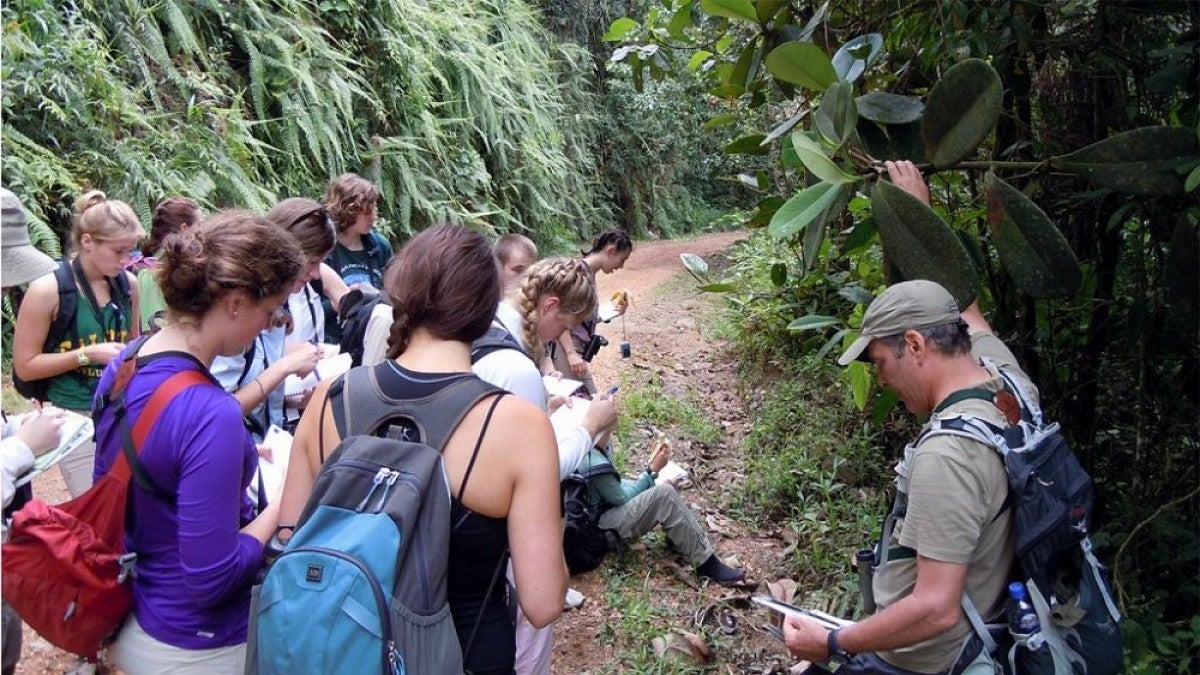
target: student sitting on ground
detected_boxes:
[578,436,746,586]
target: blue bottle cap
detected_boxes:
[1008,581,1027,599]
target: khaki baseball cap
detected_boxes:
[837,280,960,366]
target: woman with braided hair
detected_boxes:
[471,256,618,674]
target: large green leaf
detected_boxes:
[768,181,840,239]
[871,180,979,306]
[700,0,758,23]
[725,133,769,155]
[815,81,857,148]
[603,18,639,41]
[984,171,1081,298]
[802,183,851,270]
[848,360,872,410]
[1051,126,1200,195]
[831,34,882,84]
[922,58,1002,168]
[788,315,840,331]
[791,132,854,184]
[856,92,924,125]
[764,42,836,91]
[755,0,784,24]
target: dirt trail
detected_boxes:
[552,230,799,674]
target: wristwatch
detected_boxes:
[827,627,854,663]
[76,350,91,367]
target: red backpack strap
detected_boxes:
[105,369,212,490]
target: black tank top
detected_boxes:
[372,362,513,672]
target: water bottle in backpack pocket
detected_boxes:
[1006,582,1055,673]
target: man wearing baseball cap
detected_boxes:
[782,161,1037,673]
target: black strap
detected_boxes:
[302,284,319,342]
[932,387,996,414]
[463,545,509,668]
[71,256,129,339]
[236,337,259,388]
[455,393,506,503]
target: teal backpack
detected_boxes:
[253,366,506,674]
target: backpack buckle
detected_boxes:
[116,552,138,583]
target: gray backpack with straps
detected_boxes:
[922,362,1123,675]
[254,365,506,675]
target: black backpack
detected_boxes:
[13,258,131,400]
[467,321,616,575]
[337,287,390,368]
[561,461,618,576]
[924,363,1123,675]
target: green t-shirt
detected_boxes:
[46,280,133,411]
[137,267,166,332]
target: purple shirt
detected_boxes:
[93,350,263,649]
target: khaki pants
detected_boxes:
[598,484,713,567]
[549,339,598,396]
[112,616,246,675]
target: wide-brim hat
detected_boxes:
[1,188,56,288]
[837,280,961,366]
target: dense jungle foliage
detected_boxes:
[612,0,1199,668]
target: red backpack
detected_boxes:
[1,347,208,659]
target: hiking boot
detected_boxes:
[696,554,745,587]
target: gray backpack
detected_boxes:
[253,365,506,674]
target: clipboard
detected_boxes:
[13,410,94,489]
[751,596,854,630]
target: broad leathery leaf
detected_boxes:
[725,133,769,155]
[770,262,787,287]
[746,195,786,228]
[798,1,829,41]
[1186,164,1200,193]
[922,58,1002,168]
[764,42,837,91]
[756,0,784,23]
[688,50,713,72]
[1051,126,1200,196]
[669,2,694,38]
[729,39,761,88]
[843,216,876,253]
[763,110,809,145]
[985,171,1081,298]
[680,253,709,282]
[837,285,875,305]
[803,184,852,270]
[604,18,639,41]
[831,34,882,84]
[710,83,744,98]
[769,181,841,239]
[791,132,855,184]
[704,113,738,129]
[816,327,851,361]
[848,360,871,410]
[871,180,979,307]
[856,92,924,125]
[787,315,839,331]
[815,82,857,148]
[700,0,758,23]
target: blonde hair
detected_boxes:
[71,190,144,252]
[515,257,596,355]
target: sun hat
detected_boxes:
[837,280,961,366]
[1,187,57,288]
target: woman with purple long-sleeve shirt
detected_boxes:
[91,211,305,673]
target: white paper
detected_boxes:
[543,375,585,398]
[655,460,689,486]
[284,350,353,396]
[750,597,855,629]
[597,301,621,323]
[248,424,293,504]
[549,397,590,438]
[14,409,94,488]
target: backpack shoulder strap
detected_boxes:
[111,368,212,502]
[329,365,504,449]
[46,258,78,350]
[470,322,528,364]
